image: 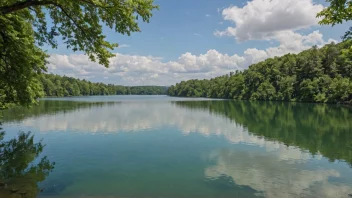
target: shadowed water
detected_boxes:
[1,95,351,198]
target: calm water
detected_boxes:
[1,95,352,198]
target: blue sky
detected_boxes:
[46,0,352,86]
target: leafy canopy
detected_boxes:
[1,0,158,67]
[0,0,157,108]
[0,13,47,108]
[317,0,352,40]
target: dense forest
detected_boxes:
[40,74,168,97]
[168,41,352,104]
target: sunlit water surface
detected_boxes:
[2,95,352,198]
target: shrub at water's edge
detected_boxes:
[168,41,352,104]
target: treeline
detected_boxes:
[40,74,168,97]
[168,41,352,104]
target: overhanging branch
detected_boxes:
[0,0,57,15]
[0,0,112,15]
[1,0,96,44]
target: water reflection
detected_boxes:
[1,98,352,197]
[3,100,351,165]
[2,100,119,123]
[174,101,352,166]
[205,149,351,198]
[0,127,54,198]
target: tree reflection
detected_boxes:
[0,125,55,198]
[174,101,352,166]
[1,100,118,123]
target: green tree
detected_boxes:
[277,76,296,101]
[327,77,352,102]
[1,0,157,67]
[167,41,352,104]
[0,14,46,108]
[80,80,90,96]
[322,42,339,77]
[0,0,158,108]
[337,42,352,78]
[317,0,352,40]
[251,81,276,101]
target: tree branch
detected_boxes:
[0,0,58,15]
[0,0,113,15]
[1,0,95,44]
[53,4,95,43]
[79,0,114,9]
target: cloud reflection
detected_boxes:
[205,149,352,198]
[16,101,319,162]
[6,100,352,197]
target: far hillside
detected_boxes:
[40,74,168,97]
[168,41,352,104]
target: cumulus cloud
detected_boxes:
[47,49,246,85]
[45,0,338,86]
[47,0,337,86]
[47,30,335,86]
[243,30,337,64]
[43,0,339,86]
[205,149,352,198]
[215,0,324,41]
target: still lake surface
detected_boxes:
[1,95,352,198]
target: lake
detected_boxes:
[1,95,352,198]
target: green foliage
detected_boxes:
[40,73,168,97]
[0,0,158,67]
[317,0,352,40]
[0,0,157,108]
[174,100,352,166]
[168,41,352,104]
[0,14,47,109]
[317,0,352,26]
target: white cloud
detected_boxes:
[47,30,335,86]
[47,49,246,86]
[205,14,210,17]
[205,149,352,198]
[150,73,159,79]
[243,30,338,64]
[42,0,341,86]
[176,50,245,73]
[215,0,324,41]
[48,54,75,70]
